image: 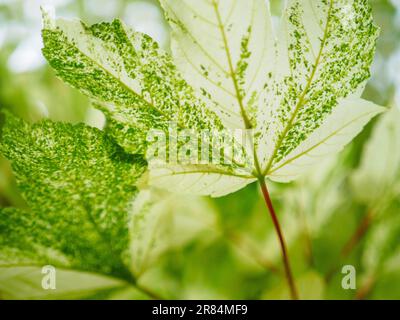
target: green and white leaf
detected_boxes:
[41,12,223,154]
[160,0,275,129]
[268,99,384,182]
[148,164,256,197]
[158,0,384,194]
[42,0,384,198]
[0,112,223,298]
[0,113,150,298]
[41,10,254,197]
[256,0,382,176]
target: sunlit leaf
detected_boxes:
[160,0,275,129]
[42,0,383,198]
[154,0,384,195]
[41,12,223,154]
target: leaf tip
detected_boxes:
[41,5,56,29]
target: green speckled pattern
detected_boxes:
[257,0,379,172]
[40,1,384,197]
[42,17,223,154]
[0,112,146,281]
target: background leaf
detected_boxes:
[351,106,400,205]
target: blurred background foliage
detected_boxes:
[0,0,399,300]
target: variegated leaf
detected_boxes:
[149,164,256,197]
[160,0,275,129]
[42,0,384,197]
[41,12,223,154]
[268,98,385,182]
[0,112,147,289]
[257,0,382,175]
[155,0,383,195]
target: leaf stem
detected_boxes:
[258,177,299,300]
[341,211,373,257]
[355,275,376,300]
[135,283,164,300]
[210,0,299,299]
